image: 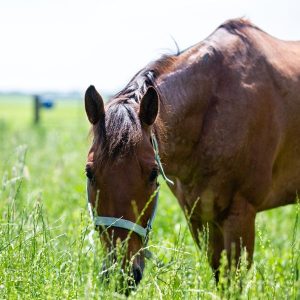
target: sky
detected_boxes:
[0,0,299,95]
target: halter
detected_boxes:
[86,133,174,256]
[86,184,159,248]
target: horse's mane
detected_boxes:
[92,55,177,163]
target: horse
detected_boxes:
[84,18,300,290]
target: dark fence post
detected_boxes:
[34,95,40,124]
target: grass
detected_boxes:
[0,95,299,299]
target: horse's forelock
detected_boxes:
[92,100,142,164]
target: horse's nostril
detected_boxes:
[132,265,143,285]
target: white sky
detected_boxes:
[0,0,299,94]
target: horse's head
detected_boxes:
[84,85,161,290]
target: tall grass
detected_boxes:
[0,97,299,299]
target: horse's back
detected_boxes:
[200,20,300,210]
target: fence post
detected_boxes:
[34,95,40,124]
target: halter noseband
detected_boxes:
[86,133,173,253]
[87,185,159,247]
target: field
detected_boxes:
[0,95,299,299]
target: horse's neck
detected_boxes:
[156,57,214,177]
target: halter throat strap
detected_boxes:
[150,133,174,185]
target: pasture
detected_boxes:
[0,95,299,299]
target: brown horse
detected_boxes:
[85,18,300,289]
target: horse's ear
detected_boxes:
[85,85,105,124]
[139,86,159,126]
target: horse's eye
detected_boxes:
[149,168,159,183]
[85,165,94,180]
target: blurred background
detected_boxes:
[1,0,300,96]
[1,0,299,126]
[1,0,299,127]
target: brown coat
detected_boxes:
[85,18,300,286]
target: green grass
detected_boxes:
[0,95,299,299]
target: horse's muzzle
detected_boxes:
[124,264,144,296]
[132,264,143,285]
